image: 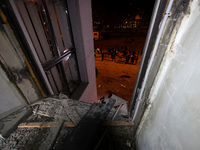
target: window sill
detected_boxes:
[70,82,88,100]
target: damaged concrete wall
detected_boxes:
[0,66,26,119]
[136,0,200,149]
[0,24,42,118]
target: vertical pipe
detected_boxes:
[128,0,161,115]
[131,0,174,121]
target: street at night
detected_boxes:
[92,0,154,105]
[94,36,146,105]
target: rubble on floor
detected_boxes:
[0,94,135,150]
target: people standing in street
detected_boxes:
[134,51,139,65]
[116,48,119,54]
[97,47,100,54]
[110,49,114,61]
[113,52,116,61]
[130,53,134,64]
[101,53,104,61]
[100,47,102,54]
[125,54,130,64]
[111,51,116,61]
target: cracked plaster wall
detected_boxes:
[136,0,200,149]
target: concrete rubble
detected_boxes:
[0,94,134,150]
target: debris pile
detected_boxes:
[0,94,134,150]
[0,94,92,149]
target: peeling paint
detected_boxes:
[137,0,200,149]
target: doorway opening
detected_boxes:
[92,0,155,106]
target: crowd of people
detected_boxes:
[95,46,140,65]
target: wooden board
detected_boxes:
[18,121,133,128]
[18,121,75,128]
[103,121,134,126]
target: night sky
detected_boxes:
[92,0,156,24]
[92,0,155,13]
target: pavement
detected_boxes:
[95,50,142,105]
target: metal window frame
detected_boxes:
[129,0,168,115]
[0,0,52,95]
[1,0,81,97]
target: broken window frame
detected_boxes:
[0,0,81,97]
